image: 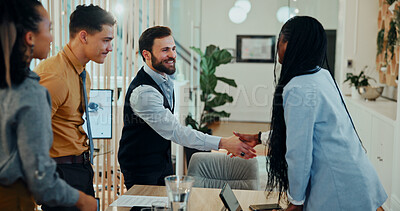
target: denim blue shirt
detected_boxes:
[283,68,387,210]
[0,71,79,206]
[129,64,221,150]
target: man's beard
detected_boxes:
[151,54,176,75]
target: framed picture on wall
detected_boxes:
[236,35,276,63]
[83,89,113,139]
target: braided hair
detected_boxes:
[267,16,328,201]
[0,0,42,88]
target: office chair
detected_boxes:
[187,152,260,190]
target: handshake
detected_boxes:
[219,131,264,159]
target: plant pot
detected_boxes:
[351,87,363,100]
[358,86,384,101]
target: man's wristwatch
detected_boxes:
[257,131,262,144]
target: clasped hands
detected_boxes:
[219,131,260,159]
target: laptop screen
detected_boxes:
[219,183,242,211]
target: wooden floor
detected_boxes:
[209,121,270,137]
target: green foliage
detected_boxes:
[377,29,385,56]
[344,66,376,88]
[385,0,396,5]
[388,20,398,60]
[185,45,236,131]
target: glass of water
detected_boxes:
[164,175,195,211]
[151,201,170,211]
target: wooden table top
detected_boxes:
[106,185,284,211]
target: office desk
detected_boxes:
[106,185,284,211]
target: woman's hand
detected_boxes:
[219,135,256,159]
[233,131,259,147]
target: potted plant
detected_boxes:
[344,66,376,99]
[185,45,237,133]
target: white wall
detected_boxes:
[200,0,279,122]
[336,0,380,93]
[200,0,338,122]
[289,0,338,29]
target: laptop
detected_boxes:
[219,183,242,211]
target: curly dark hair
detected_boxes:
[0,0,42,88]
[267,16,327,201]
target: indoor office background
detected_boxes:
[31,0,400,211]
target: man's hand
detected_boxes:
[233,132,259,147]
[219,135,256,159]
[75,191,97,211]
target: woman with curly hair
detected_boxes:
[235,16,387,211]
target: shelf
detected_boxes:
[344,96,397,124]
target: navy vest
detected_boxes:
[118,68,174,176]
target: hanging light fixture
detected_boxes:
[235,0,251,13]
[276,6,297,23]
[229,6,247,24]
[229,0,251,24]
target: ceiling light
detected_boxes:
[229,6,247,24]
[235,0,251,14]
[276,6,297,23]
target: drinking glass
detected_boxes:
[151,201,170,211]
[164,175,195,211]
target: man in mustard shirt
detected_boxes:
[35,4,115,211]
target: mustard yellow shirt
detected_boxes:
[35,45,91,158]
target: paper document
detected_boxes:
[110,195,169,207]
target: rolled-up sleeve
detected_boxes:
[16,90,79,206]
[283,86,316,205]
[130,85,220,150]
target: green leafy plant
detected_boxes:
[185,45,236,133]
[344,66,376,88]
[385,0,396,5]
[377,29,385,56]
[387,20,398,59]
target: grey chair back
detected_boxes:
[187,152,259,190]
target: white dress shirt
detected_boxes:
[129,64,221,150]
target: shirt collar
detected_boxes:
[143,63,167,86]
[62,44,85,75]
[27,69,40,81]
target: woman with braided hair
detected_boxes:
[235,16,387,211]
